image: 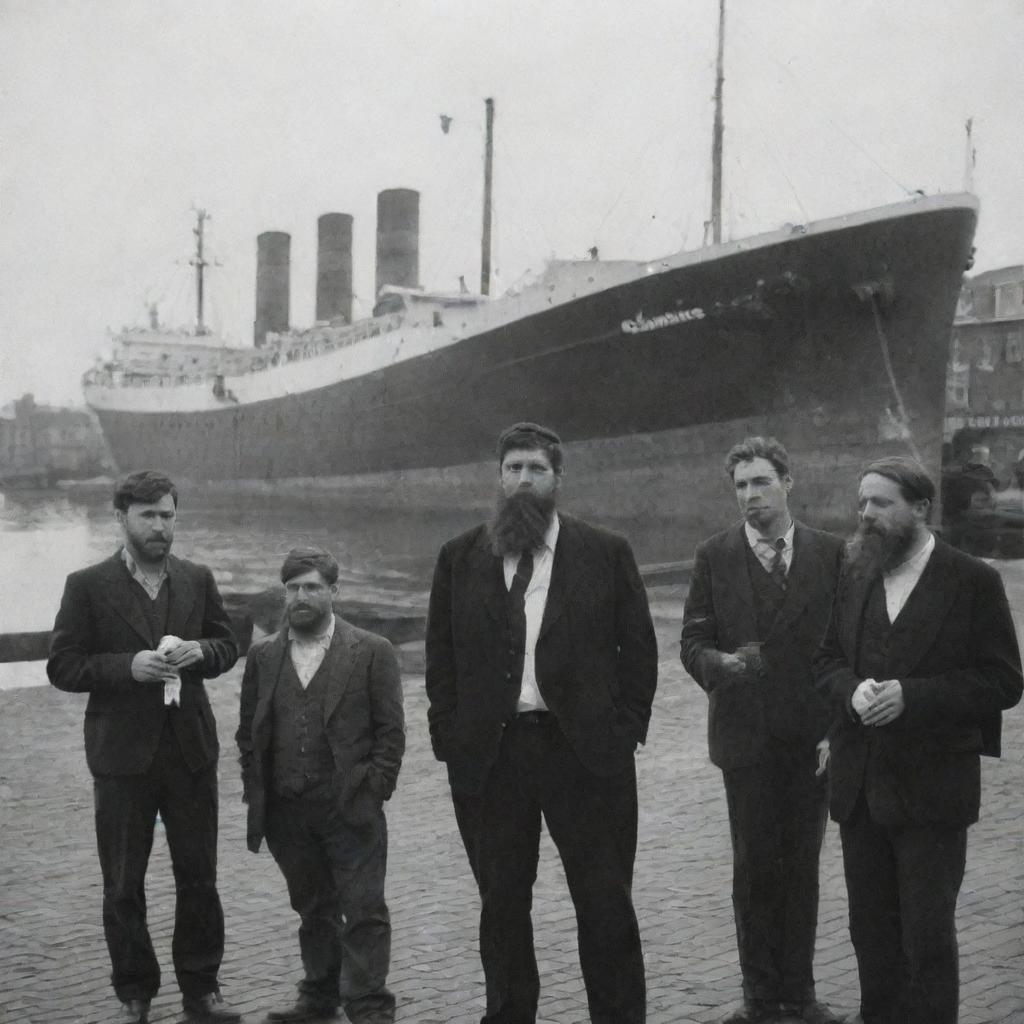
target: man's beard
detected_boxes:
[489,489,556,556]
[846,520,916,576]
[286,602,332,635]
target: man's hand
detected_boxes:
[860,679,905,727]
[163,639,204,669]
[718,652,747,677]
[131,650,174,683]
[815,738,830,777]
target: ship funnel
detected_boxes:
[375,188,419,295]
[316,213,354,324]
[254,230,291,347]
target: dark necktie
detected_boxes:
[768,538,787,591]
[507,550,534,690]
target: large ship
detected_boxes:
[83,10,979,551]
[84,190,977,542]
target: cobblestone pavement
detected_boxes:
[2,578,1023,1024]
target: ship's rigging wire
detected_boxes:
[590,117,691,254]
[729,14,913,197]
[868,293,924,464]
[740,116,810,225]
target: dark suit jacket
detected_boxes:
[680,521,844,770]
[47,551,238,777]
[425,514,658,796]
[236,615,405,853]
[814,537,1023,828]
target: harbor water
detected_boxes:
[0,485,484,690]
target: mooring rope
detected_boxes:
[868,291,924,464]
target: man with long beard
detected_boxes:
[815,457,1022,1024]
[425,422,658,1024]
[236,547,405,1024]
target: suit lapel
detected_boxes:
[252,630,288,748]
[466,529,508,625]
[165,555,197,639]
[323,616,360,723]
[97,553,155,647]
[539,515,585,640]
[840,565,876,665]
[722,524,756,624]
[885,539,959,678]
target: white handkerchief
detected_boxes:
[157,635,183,707]
[163,678,181,707]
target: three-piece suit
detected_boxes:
[814,536,1022,1024]
[236,615,405,1022]
[681,521,844,1009]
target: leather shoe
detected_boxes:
[266,998,340,1022]
[182,991,242,1023]
[779,1001,844,1024]
[720,1001,777,1024]
[119,999,150,1023]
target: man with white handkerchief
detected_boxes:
[48,470,240,1024]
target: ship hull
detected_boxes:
[89,197,977,555]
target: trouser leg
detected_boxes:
[840,799,907,1024]
[892,824,966,1024]
[266,796,344,1006]
[723,763,787,1004]
[94,770,161,1002]
[452,734,542,1024]
[325,805,394,1024]
[536,725,646,1024]
[156,729,225,1000]
[776,743,829,1005]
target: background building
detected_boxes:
[0,394,110,489]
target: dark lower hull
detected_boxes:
[91,199,976,554]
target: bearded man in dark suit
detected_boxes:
[47,470,239,1024]
[815,456,1022,1024]
[681,437,844,1024]
[425,422,658,1024]
[236,546,405,1024]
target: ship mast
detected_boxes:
[190,208,211,335]
[481,97,495,296]
[710,0,726,245]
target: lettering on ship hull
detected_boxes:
[621,307,706,334]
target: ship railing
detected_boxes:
[86,314,406,390]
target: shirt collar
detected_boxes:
[289,613,336,647]
[744,520,795,551]
[544,513,560,554]
[120,545,168,581]
[884,531,935,578]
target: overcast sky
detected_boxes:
[2,0,1022,407]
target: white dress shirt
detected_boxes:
[882,532,935,622]
[289,614,336,688]
[503,514,560,711]
[744,521,795,574]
